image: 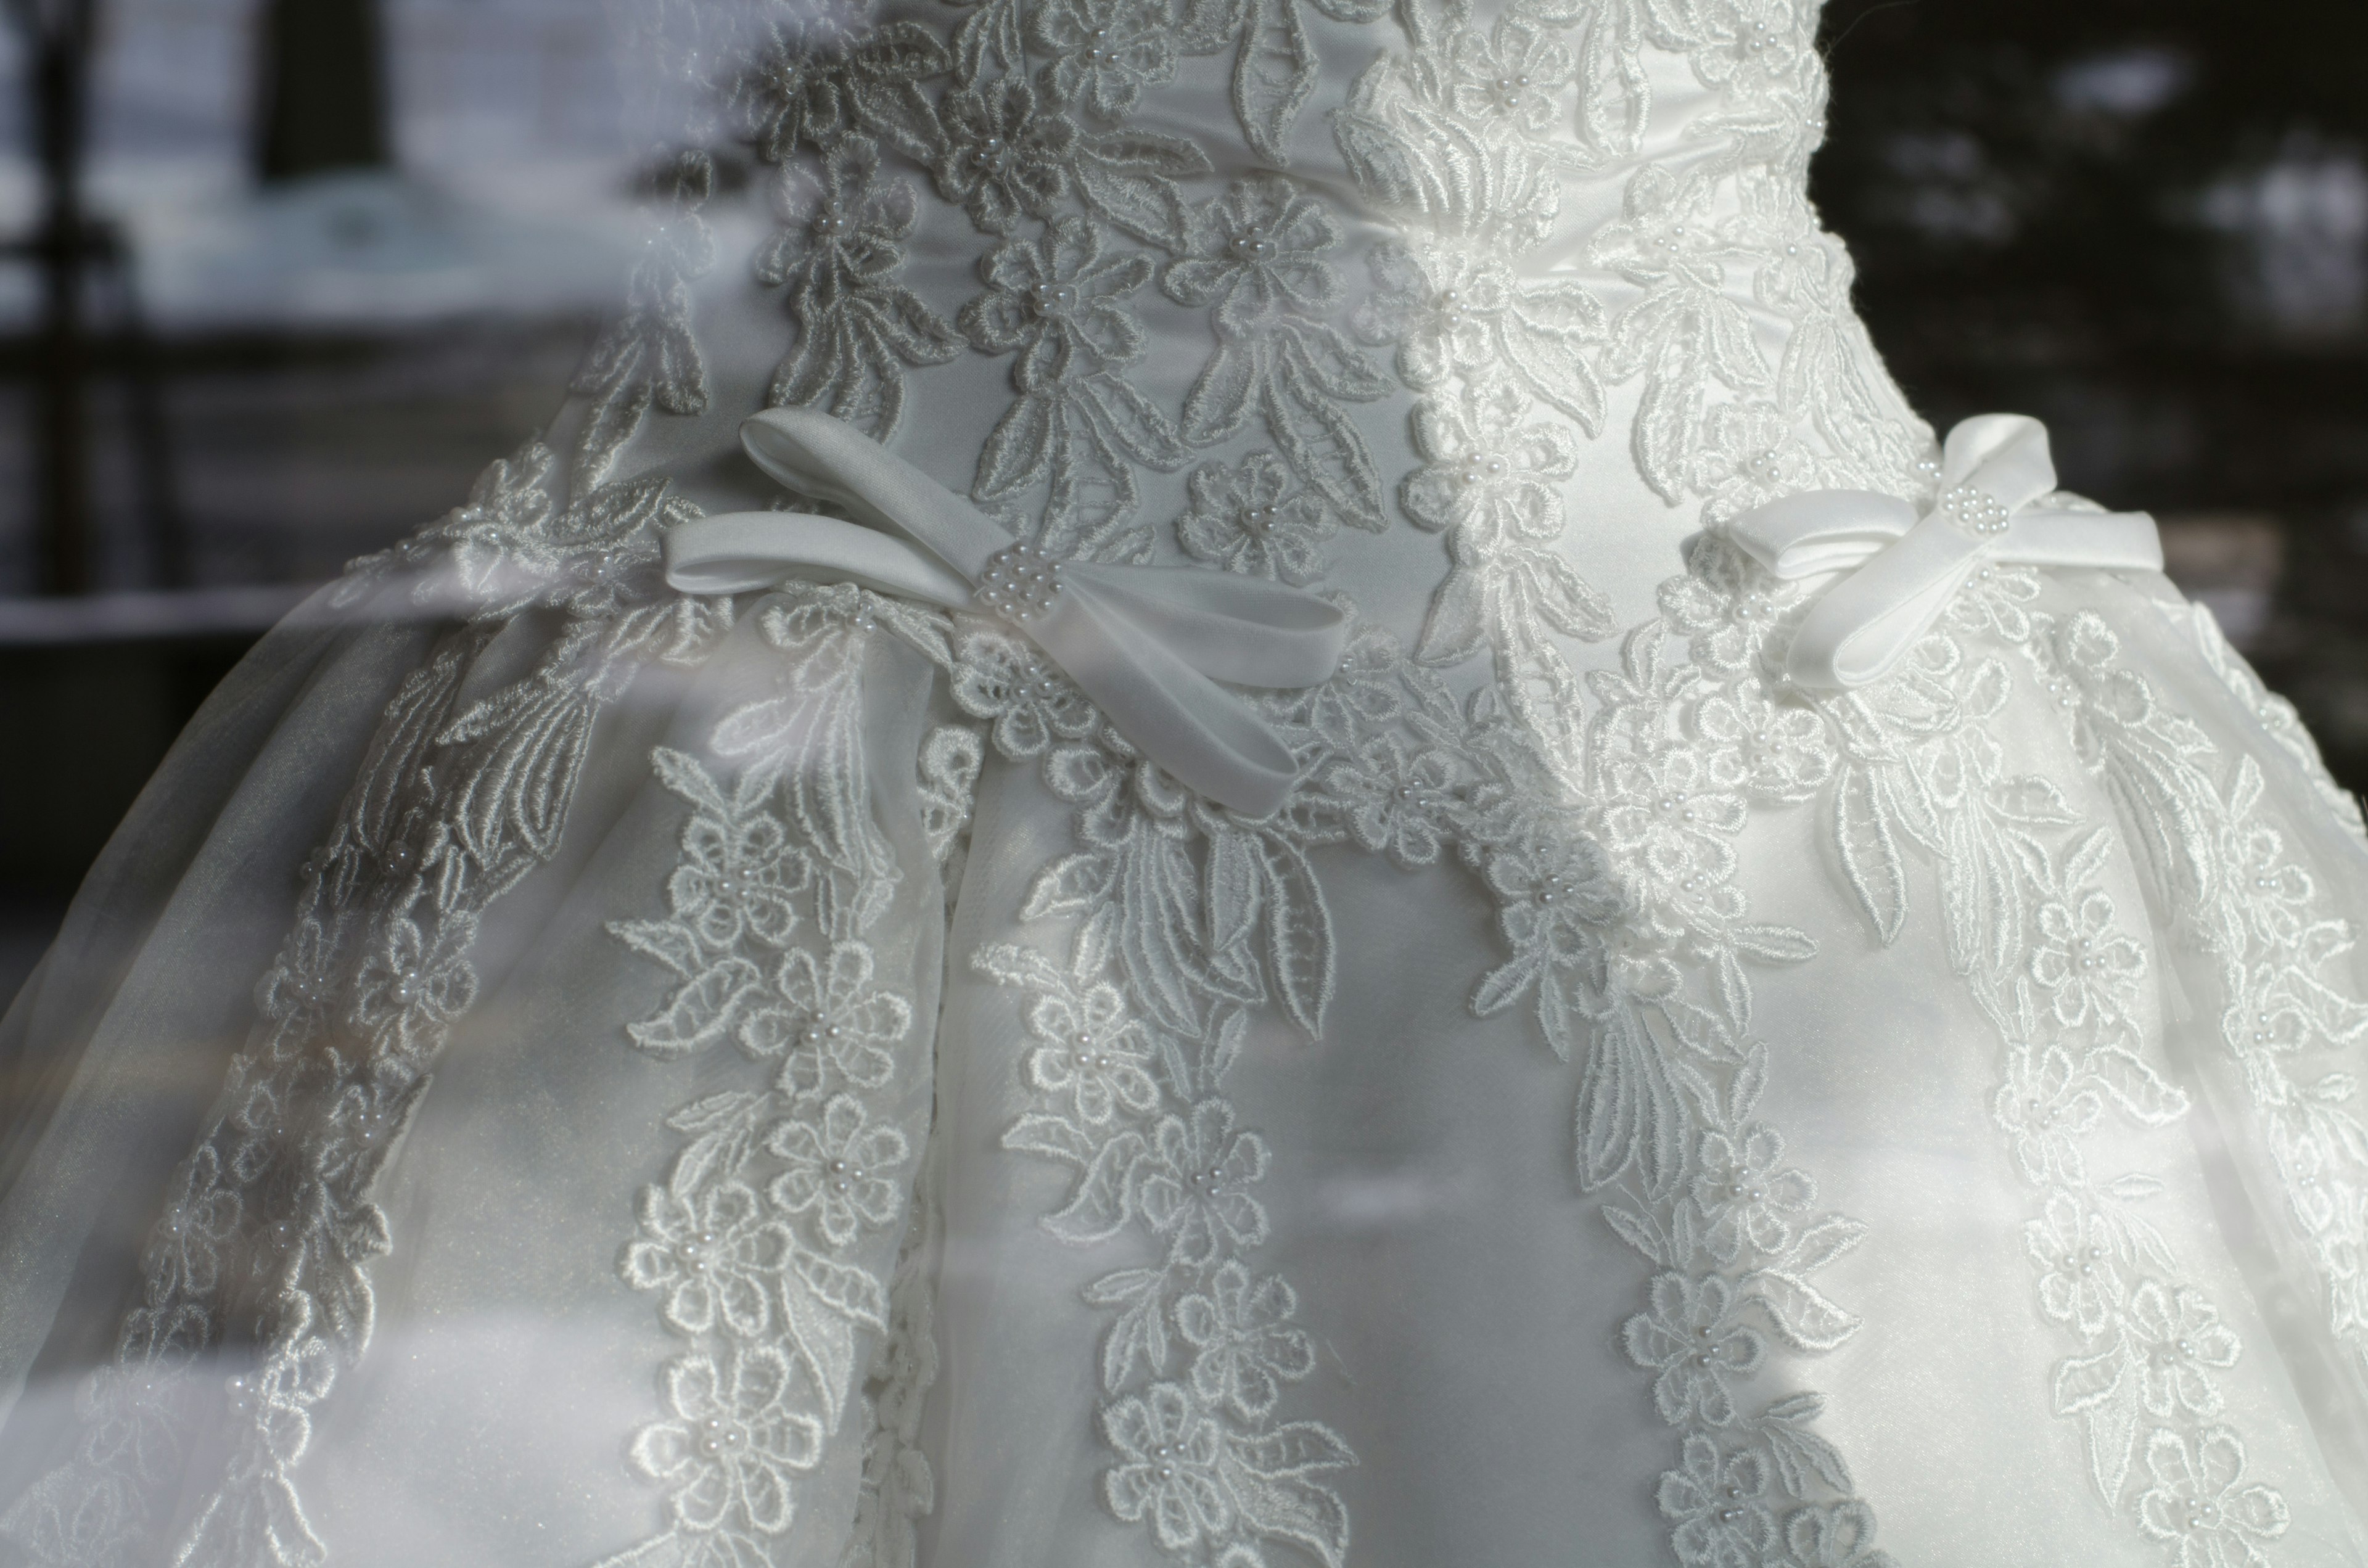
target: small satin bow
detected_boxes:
[1726,414,2164,689]
[664,408,1349,816]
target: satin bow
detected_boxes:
[1726,414,2164,689]
[664,408,1349,816]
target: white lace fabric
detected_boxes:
[5,0,2368,1565]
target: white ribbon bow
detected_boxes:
[1729,414,2164,689]
[665,408,1349,817]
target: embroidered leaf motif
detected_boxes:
[1259,834,1334,1038]
[1224,1423,1356,1568]
[1784,1215,1868,1277]
[1744,1268,1861,1352]
[1834,764,1909,945]
[1578,1005,1686,1196]
[2088,1045,2190,1127]
[627,958,766,1057]
[1231,0,1318,166]
[1085,1267,1173,1389]
[1758,1392,1856,1496]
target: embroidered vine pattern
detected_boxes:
[1724,526,2314,1558]
[599,589,953,1566]
[2049,601,2368,1443]
[1309,0,1928,1559]
[942,610,1355,1567]
[0,448,732,1567]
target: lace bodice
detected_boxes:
[594,0,1931,724]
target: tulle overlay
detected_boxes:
[5,0,2368,1564]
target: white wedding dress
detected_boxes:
[6,1,2368,1564]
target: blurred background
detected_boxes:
[0,0,2364,1006]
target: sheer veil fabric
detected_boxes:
[6,1,2368,1565]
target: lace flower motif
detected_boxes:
[1657,1434,1777,1567]
[353,913,477,1061]
[1174,1260,1317,1421]
[2023,1192,2119,1337]
[766,1093,911,1247]
[1623,1272,1767,1427]
[961,215,1154,390]
[669,809,809,951]
[1597,745,1749,905]
[623,1181,792,1338]
[2029,889,2146,1028]
[1483,828,1629,968]
[1139,1101,1272,1266]
[1660,540,1798,678]
[746,940,911,1091]
[1165,174,1344,338]
[732,3,944,162]
[1448,15,1574,131]
[1352,239,1606,429]
[1320,733,1466,868]
[932,79,1078,234]
[950,630,1101,755]
[2128,1281,2241,1419]
[1695,681,1832,802]
[1022,970,1161,1125]
[1101,1382,1232,1551]
[1400,374,1579,545]
[758,133,915,292]
[2134,1426,2290,1568]
[630,1347,825,1535]
[145,1144,240,1302]
[1175,452,1334,585]
[1992,1044,2102,1186]
[1031,0,1179,120]
[755,137,961,437]
[1692,1125,1814,1263]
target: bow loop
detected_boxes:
[663,408,1348,816]
[1729,414,2163,690]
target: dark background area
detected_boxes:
[1,0,2365,1006]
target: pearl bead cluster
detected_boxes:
[1532,870,1585,905]
[570,544,627,585]
[1071,1027,1116,1072]
[1938,483,2011,537]
[1228,228,1278,263]
[696,1416,747,1458]
[1029,279,1080,316]
[676,1228,721,1273]
[1456,453,1511,487]
[974,541,1064,622]
[1084,25,1124,67]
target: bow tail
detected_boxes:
[1034,585,1305,817]
[1785,516,1980,688]
[1080,565,1349,688]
